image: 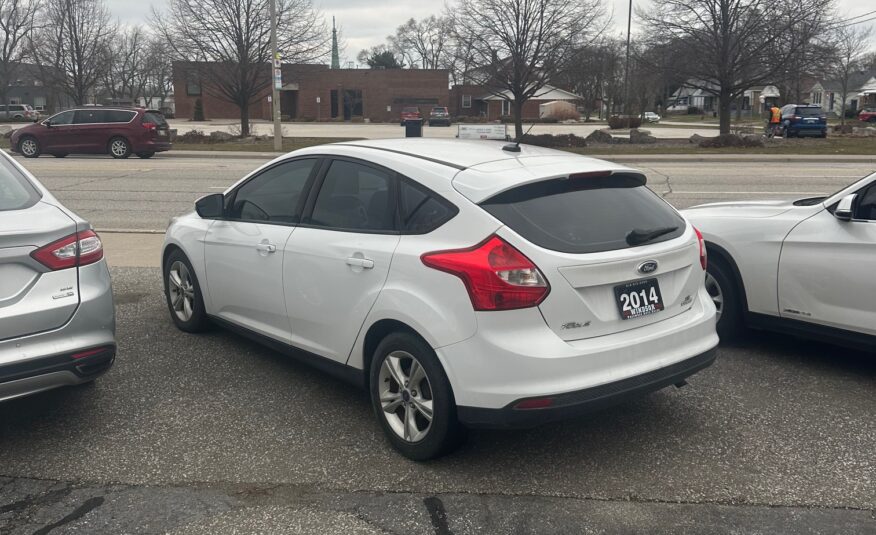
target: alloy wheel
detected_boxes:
[378,350,434,443]
[20,139,37,156]
[704,272,723,322]
[168,261,195,322]
[110,139,129,157]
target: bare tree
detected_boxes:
[31,0,116,105]
[143,37,174,110]
[0,0,40,110]
[828,24,872,125]
[390,16,452,70]
[153,0,327,136]
[449,0,606,139]
[560,38,624,119]
[102,25,150,103]
[640,0,836,134]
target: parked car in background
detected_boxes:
[399,106,421,126]
[779,104,827,138]
[643,112,661,123]
[683,171,876,351]
[858,108,876,123]
[162,139,718,460]
[0,104,38,122]
[10,107,172,159]
[0,151,115,402]
[428,106,451,126]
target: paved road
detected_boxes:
[1,267,874,533]
[2,155,876,533]
[13,154,875,231]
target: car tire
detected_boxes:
[18,136,41,158]
[705,257,743,340]
[868,117,876,123]
[108,137,131,159]
[163,249,210,333]
[369,332,465,461]
[136,152,155,159]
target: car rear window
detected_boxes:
[795,107,822,117]
[143,111,168,127]
[480,174,685,254]
[0,157,40,211]
[403,107,419,113]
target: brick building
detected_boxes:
[173,62,450,123]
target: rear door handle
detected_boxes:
[346,257,374,269]
[256,242,277,254]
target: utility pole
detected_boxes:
[622,0,632,118]
[270,0,282,151]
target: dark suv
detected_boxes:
[779,104,827,138]
[428,106,451,126]
[11,107,172,159]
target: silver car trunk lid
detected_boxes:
[0,202,80,342]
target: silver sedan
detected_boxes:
[0,151,115,401]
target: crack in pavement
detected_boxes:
[640,165,674,198]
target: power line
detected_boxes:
[838,14,876,28]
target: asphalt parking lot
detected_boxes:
[2,154,875,533]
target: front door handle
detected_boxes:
[256,242,277,254]
[346,257,374,269]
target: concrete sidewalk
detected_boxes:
[100,232,163,268]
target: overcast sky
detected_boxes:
[114,0,875,64]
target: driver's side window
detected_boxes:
[49,111,74,125]
[854,183,876,221]
[227,159,317,223]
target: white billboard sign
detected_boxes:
[457,124,508,140]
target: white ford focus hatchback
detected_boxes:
[162,139,718,460]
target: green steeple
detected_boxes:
[331,16,340,69]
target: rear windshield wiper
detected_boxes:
[626,226,678,246]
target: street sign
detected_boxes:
[316,96,321,103]
[273,68,282,90]
[457,124,508,140]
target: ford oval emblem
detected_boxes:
[638,260,658,274]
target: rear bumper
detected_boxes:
[0,260,115,402]
[438,286,719,418]
[457,346,716,428]
[136,141,172,153]
[0,346,115,402]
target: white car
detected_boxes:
[683,172,876,350]
[162,139,718,460]
[644,112,661,123]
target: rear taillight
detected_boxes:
[142,121,156,131]
[31,230,103,271]
[694,227,707,270]
[421,235,549,311]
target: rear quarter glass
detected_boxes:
[480,174,685,254]
[0,157,40,211]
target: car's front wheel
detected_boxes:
[370,332,464,461]
[164,250,209,333]
[705,257,743,340]
[18,136,41,158]
[109,137,131,159]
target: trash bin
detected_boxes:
[405,119,423,138]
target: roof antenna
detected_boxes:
[502,122,536,153]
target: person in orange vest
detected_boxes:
[768,103,782,136]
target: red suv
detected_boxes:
[399,106,422,126]
[11,107,172,159]
[858,108,876,123]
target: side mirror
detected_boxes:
[44,120,52,127]
[834,193,856,221]
[195,193,224,219]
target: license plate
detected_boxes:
[614,278,664,320]
[157,130,168,138]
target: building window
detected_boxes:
[462,94,472,108]
[812,92,821,105]
[501,99,511,116]
[33,96,46,110]
[186,74,201,96]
